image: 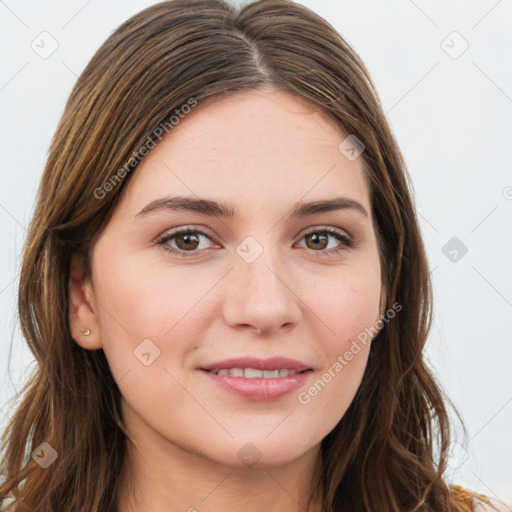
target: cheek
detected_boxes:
[93,248,211,336]
[90,247,222,384]
[303,260,382,349]
[295,261,380,407]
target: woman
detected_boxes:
[0,0,505,510]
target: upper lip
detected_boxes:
[201,357,312,372]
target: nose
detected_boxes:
[222,248,302,337]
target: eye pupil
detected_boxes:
[306,232,328,250]
[177,233,199,250]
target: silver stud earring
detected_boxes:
[80,327,91,336]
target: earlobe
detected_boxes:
[69,254,102,350]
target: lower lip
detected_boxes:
[201,370,312,401]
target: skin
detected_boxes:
[69,86,387,512]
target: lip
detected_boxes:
[200,356,312,373]
[199,357,313,402]
[201,369,312,401]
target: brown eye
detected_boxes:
[174,232,200,251]
[157,226,355,258]
[157,227,216,257]
[298,227,354,254]
[304,232,329,250]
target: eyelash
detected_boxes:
[156,226,356,258]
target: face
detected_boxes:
[70,87,386,469]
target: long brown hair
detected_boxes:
[0,0,491,510]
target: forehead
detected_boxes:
[118,87,371,216]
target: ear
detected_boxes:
[379,285,387,318]
[371,286,389,341]
[69,253,102,350]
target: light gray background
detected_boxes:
[1,0,511,505]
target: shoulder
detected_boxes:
[450,484,511,512]
[473,500,511,512]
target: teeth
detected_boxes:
[245,368,263,378]
[210,368,298,378]
[229,368,244,377]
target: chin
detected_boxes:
[213,436,317,470]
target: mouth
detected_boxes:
[200,356,312,374]
[202,368,312,378]
[199,357,313,401]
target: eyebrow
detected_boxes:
[136,195,368,219]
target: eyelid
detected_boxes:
[155,225,219,251]
[296,226,356,252]
[156,224,356,257]
[157,224,352,242]
[159,225,217,240]
[300,225,352,239]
